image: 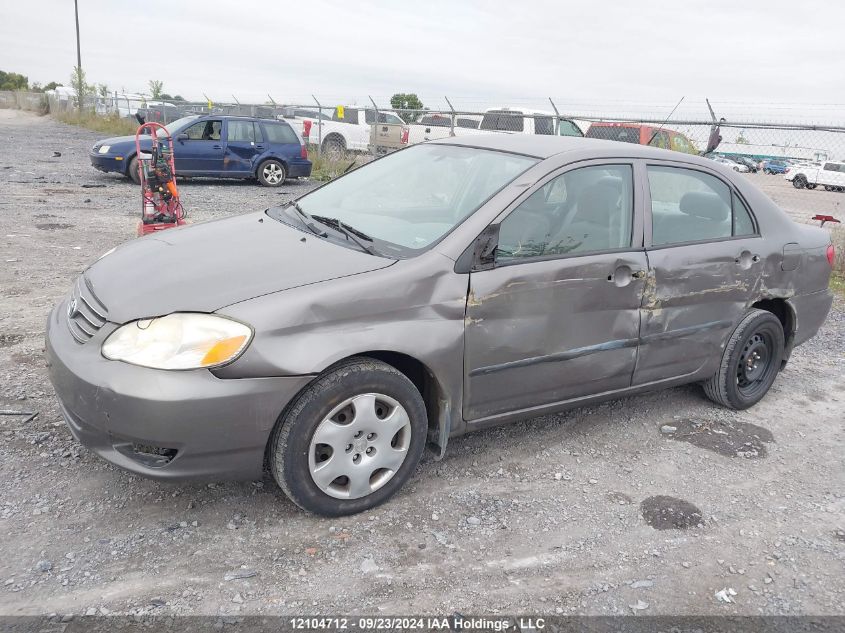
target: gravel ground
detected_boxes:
[1,109,843,618]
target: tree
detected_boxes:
[390,93,424,122]
[70,66,93,107]
[43,81,62,92]
[97,83,110,98]
[148,79,164,99]
[0,70,29,91]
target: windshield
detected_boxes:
[294,144,537,255]
[162,115,200,136]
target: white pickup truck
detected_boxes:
[407,107,585,145]
[283,107,408,154]
[785,160,845,191]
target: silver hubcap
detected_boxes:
[263,162,284,184]
[309,393,412,500]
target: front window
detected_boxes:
[162,115,200,136]
[480,111,525,132]
[558,119,582,137]
[497,165,634,260]
[181,119,222,140]
[290,145,537,255]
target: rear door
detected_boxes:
[173,118,224,174]
[633,162,761,385]
[463,161,647,421]
[223,120,262,175]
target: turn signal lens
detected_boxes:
[201,335,248,366]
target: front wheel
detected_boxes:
[269,358,427,516]
[702,309,785,410]
[792,175,807,189]
[257,159,287,186]
[127,156,140,185]
[806,183,817,189]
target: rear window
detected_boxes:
[457,118,479,129]
[534,116,554,135]
[420,115,451,127]
[262,122,299,144]
[480,111,524,133]
[586,125,641,143]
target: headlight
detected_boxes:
[98,145,111,154]
[102,313,252,370]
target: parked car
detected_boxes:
[585,122,698,154]
[711,156,750,172]
[50,136,834,516]
[89,115,311,186]
[761,159,789,174]
[136,100,184,124]
[727,155,759,172]
[287,107,409,155]
[479,107,583,137]
[785,160,845,191]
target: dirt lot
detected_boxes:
[1,109,843,618]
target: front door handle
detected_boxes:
[213,144,222,150]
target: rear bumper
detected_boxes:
[287,158,312,178]
[45,297,314,481]
[788,289,834,348]
[89,153,126,174]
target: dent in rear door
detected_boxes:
[634,163,763,384]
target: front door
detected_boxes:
[224,120,263,175]
[463,162,647,421]
[173,118,225,174]
[633,163,762,384]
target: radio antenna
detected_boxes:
[647,96,684,146]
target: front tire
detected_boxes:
[127,156,140,184]
[257,159,287,187]
[702,309,785,410]
[269,358,427,516]
[792,175,807,189]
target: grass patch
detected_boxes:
[308,147,368,182]
[53,110,138,137]
[829,226,845,296]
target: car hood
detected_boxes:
[85,211,396,323]
[96,134,151,150]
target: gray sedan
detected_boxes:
[46,135,835,516]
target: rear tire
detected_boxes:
[269,358,427,516]
[806,183,817,189]
[257,159,286,187]
[322,136,346,159]
[127,156,140,185]
[702,309,785,410]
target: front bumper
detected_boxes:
[89,152,126,175]
[45,299,313,481]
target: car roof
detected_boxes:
[432,133,708,162]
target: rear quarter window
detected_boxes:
[263,123,299,144]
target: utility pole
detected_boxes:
[74,0,82,112]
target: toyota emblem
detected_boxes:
[67,298,78,319]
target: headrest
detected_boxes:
[679,191,729,221]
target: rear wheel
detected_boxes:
[702,309,784,410]
[269,358,427,516]
[127,156,140,185]
[825,185,833,191]
[257,159,286,187]
[322,136,346,159]
[806,183,817,189]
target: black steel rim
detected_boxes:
[736,330,775,398]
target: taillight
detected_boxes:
[301,144,308,159]
[827,243,835,268]
[401,127,409,144]
[302,119,312,140]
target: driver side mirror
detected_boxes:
[176,133,189,142]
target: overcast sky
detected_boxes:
[2,0,845,120]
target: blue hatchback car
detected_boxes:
[90,115,312,186]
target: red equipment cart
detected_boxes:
[134,122,186,236]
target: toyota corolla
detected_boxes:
[46,136,834,516]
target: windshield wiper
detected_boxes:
[288,202,327,237]
[311,215,382,256]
